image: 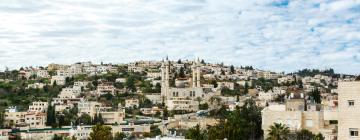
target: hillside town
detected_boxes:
[0,58,358,140]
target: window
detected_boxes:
[348,100,355,107]
[350,128,359,137]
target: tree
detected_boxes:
[314,133,325,140]
[125,75,137,92]
[148,125,162,137]
[294,129,324,140]
[163,107,169,120]
[267,123,290,140]
[46,104,56,127]
[230,65,235,74]
[52,134,63,140]
[185,124,207,140]
[309,88,321,103]
[57,114,66,128]
[89,124,113,140]
[211,80,218,88]
[93,113,104,125]
[295,129,314,140]
[140,98,153,108]
[199,103,209,110]
[179,67,185,78]
[244,82,249,94]
[77,113,92,125]
[113,132,126,140]
[218,99,262,139]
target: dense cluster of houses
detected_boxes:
[1,58,359,140]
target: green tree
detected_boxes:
[210,80,218,88]
[163,107,169,120]
[292,129,325,140]
[148,125,162,137]
[244,82,249,94]
[295,129,314,140]
[179,67,185,78]
[267,123,290,140]
[89,124,113,140]
[93,113,104,125]
[314,133,325,140]
[77,113,92,125]
[309,88,321,103]
[199,103,209,110]
[125,75,137,92]
[113,132,126,140]
[185,124,207,140]
[46,104,56,127]
[52,134,63,140]
[230,65,235,74]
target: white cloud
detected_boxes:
[0,0,359,74]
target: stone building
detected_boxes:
[338,81,360,139]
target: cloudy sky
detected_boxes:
[0,0,359,74]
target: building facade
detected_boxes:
[338,81,360,139]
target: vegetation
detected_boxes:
[295,68,338,77]
[198,103,209,110]
[185,124,206,140]
[253,78,277,92]
[267,123,289,140]
[89,124,113,140]
[144,125,162,138]
[309,88,321,103]
[46,104,56,127]
[266,123,325,140]
[186,99,263,140]
[113,132,126,140]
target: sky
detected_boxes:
[0,0,359,74]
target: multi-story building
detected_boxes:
[4,106,47,128]
[51,76,66,85]
[36,70,50,78]
[167,97,198,111]
[58,87,81,98]
[262,96,337,140]
[338,81,360,139]
[78,100,101,117]
[4,107,26,127]
[96,83,115,96]
[98,108,125,124]
[28,101,48,113]
[217,82,235,90]
[24,112,47,128]
[27,83,46,89]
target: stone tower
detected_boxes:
[161,57,170,97]
[191,57,202,88]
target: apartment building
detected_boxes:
[167,97,198,111]
[96,83,115,96]
[51,76,66,85]
[262,97,337,140]
[28,101,48,113]
[4,107,26,127]
[58,87,81,98]
[338,81,360,139]
[24,112,47,128]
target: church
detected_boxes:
[160,57,209,111]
